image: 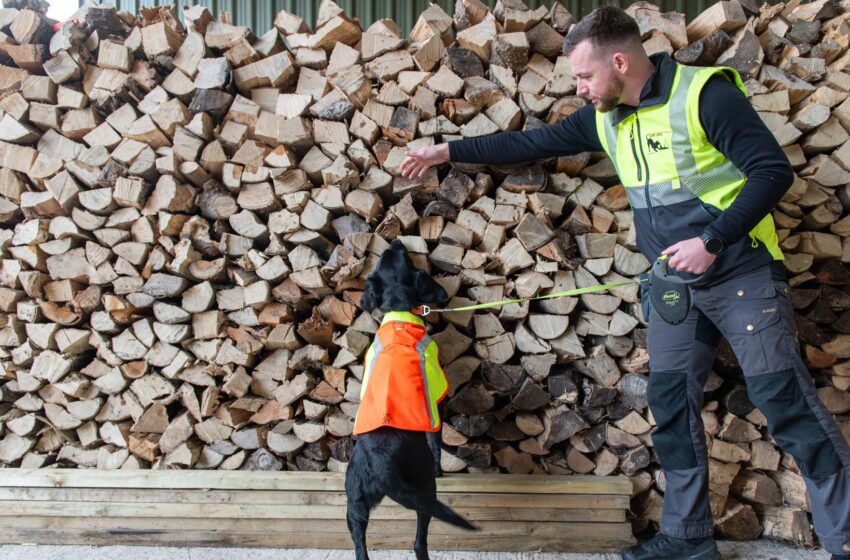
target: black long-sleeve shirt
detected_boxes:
[449,71,794,248]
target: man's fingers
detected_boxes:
[401,158,427,178]
[668,255,682,270]
[400,150,442,178]
[405,160,418,172]
[405,165,421,178]
[670,259,694,273]
[406,162,425,178]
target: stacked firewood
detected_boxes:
[0,0,848,546]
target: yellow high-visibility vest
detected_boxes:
[594,63,783,262]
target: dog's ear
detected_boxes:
[414,269,448,305]
[360,276,382,312]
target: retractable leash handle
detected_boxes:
[647,255,706,324]
[651,254,705,285]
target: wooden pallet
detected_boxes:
[0,469,635,552]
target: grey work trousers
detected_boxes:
[643,263,850,554]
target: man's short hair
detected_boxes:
[562,6,642,56]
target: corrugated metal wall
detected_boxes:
[106,0,718,37]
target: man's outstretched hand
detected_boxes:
[400,143,450,178]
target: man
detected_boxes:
[400,6,850,560]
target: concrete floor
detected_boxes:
[0,541,831,560]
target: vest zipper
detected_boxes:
[629,124,642,182]
[634,114,654,231]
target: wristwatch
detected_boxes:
[699,232,725,255]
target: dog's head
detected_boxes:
[360,239,448,313]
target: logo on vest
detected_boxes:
[645,132,670,153]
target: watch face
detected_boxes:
[705,237,723,254]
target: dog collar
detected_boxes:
[381,311,425,326]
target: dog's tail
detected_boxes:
[384,479,478,531]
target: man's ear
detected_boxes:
[414,269,448,305]
[612,51,628,74]
[360,276,382,312]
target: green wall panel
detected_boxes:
[96,0,739,37]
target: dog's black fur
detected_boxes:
[346,239,477,560]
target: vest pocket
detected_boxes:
[699,202,721,220]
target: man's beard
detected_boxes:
[593,74,624,113]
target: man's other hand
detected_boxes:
[400,143,450,178]
[662,237,717,275]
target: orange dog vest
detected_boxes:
[353,312,448,435]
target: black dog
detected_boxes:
[345,239,477,560]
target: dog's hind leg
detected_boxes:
[346,501,371,560]
[345,449,382,560]
[413,510,432,560]
[426,430,442,478]
[413,469,438,560]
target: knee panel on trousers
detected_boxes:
[648,371,698,471]
[747,368,842,481]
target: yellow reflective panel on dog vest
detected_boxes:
[353,311,448,435]
[594,63,783,261]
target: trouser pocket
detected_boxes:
[713,278,798,375]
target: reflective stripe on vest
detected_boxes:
[416,333,435,429]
